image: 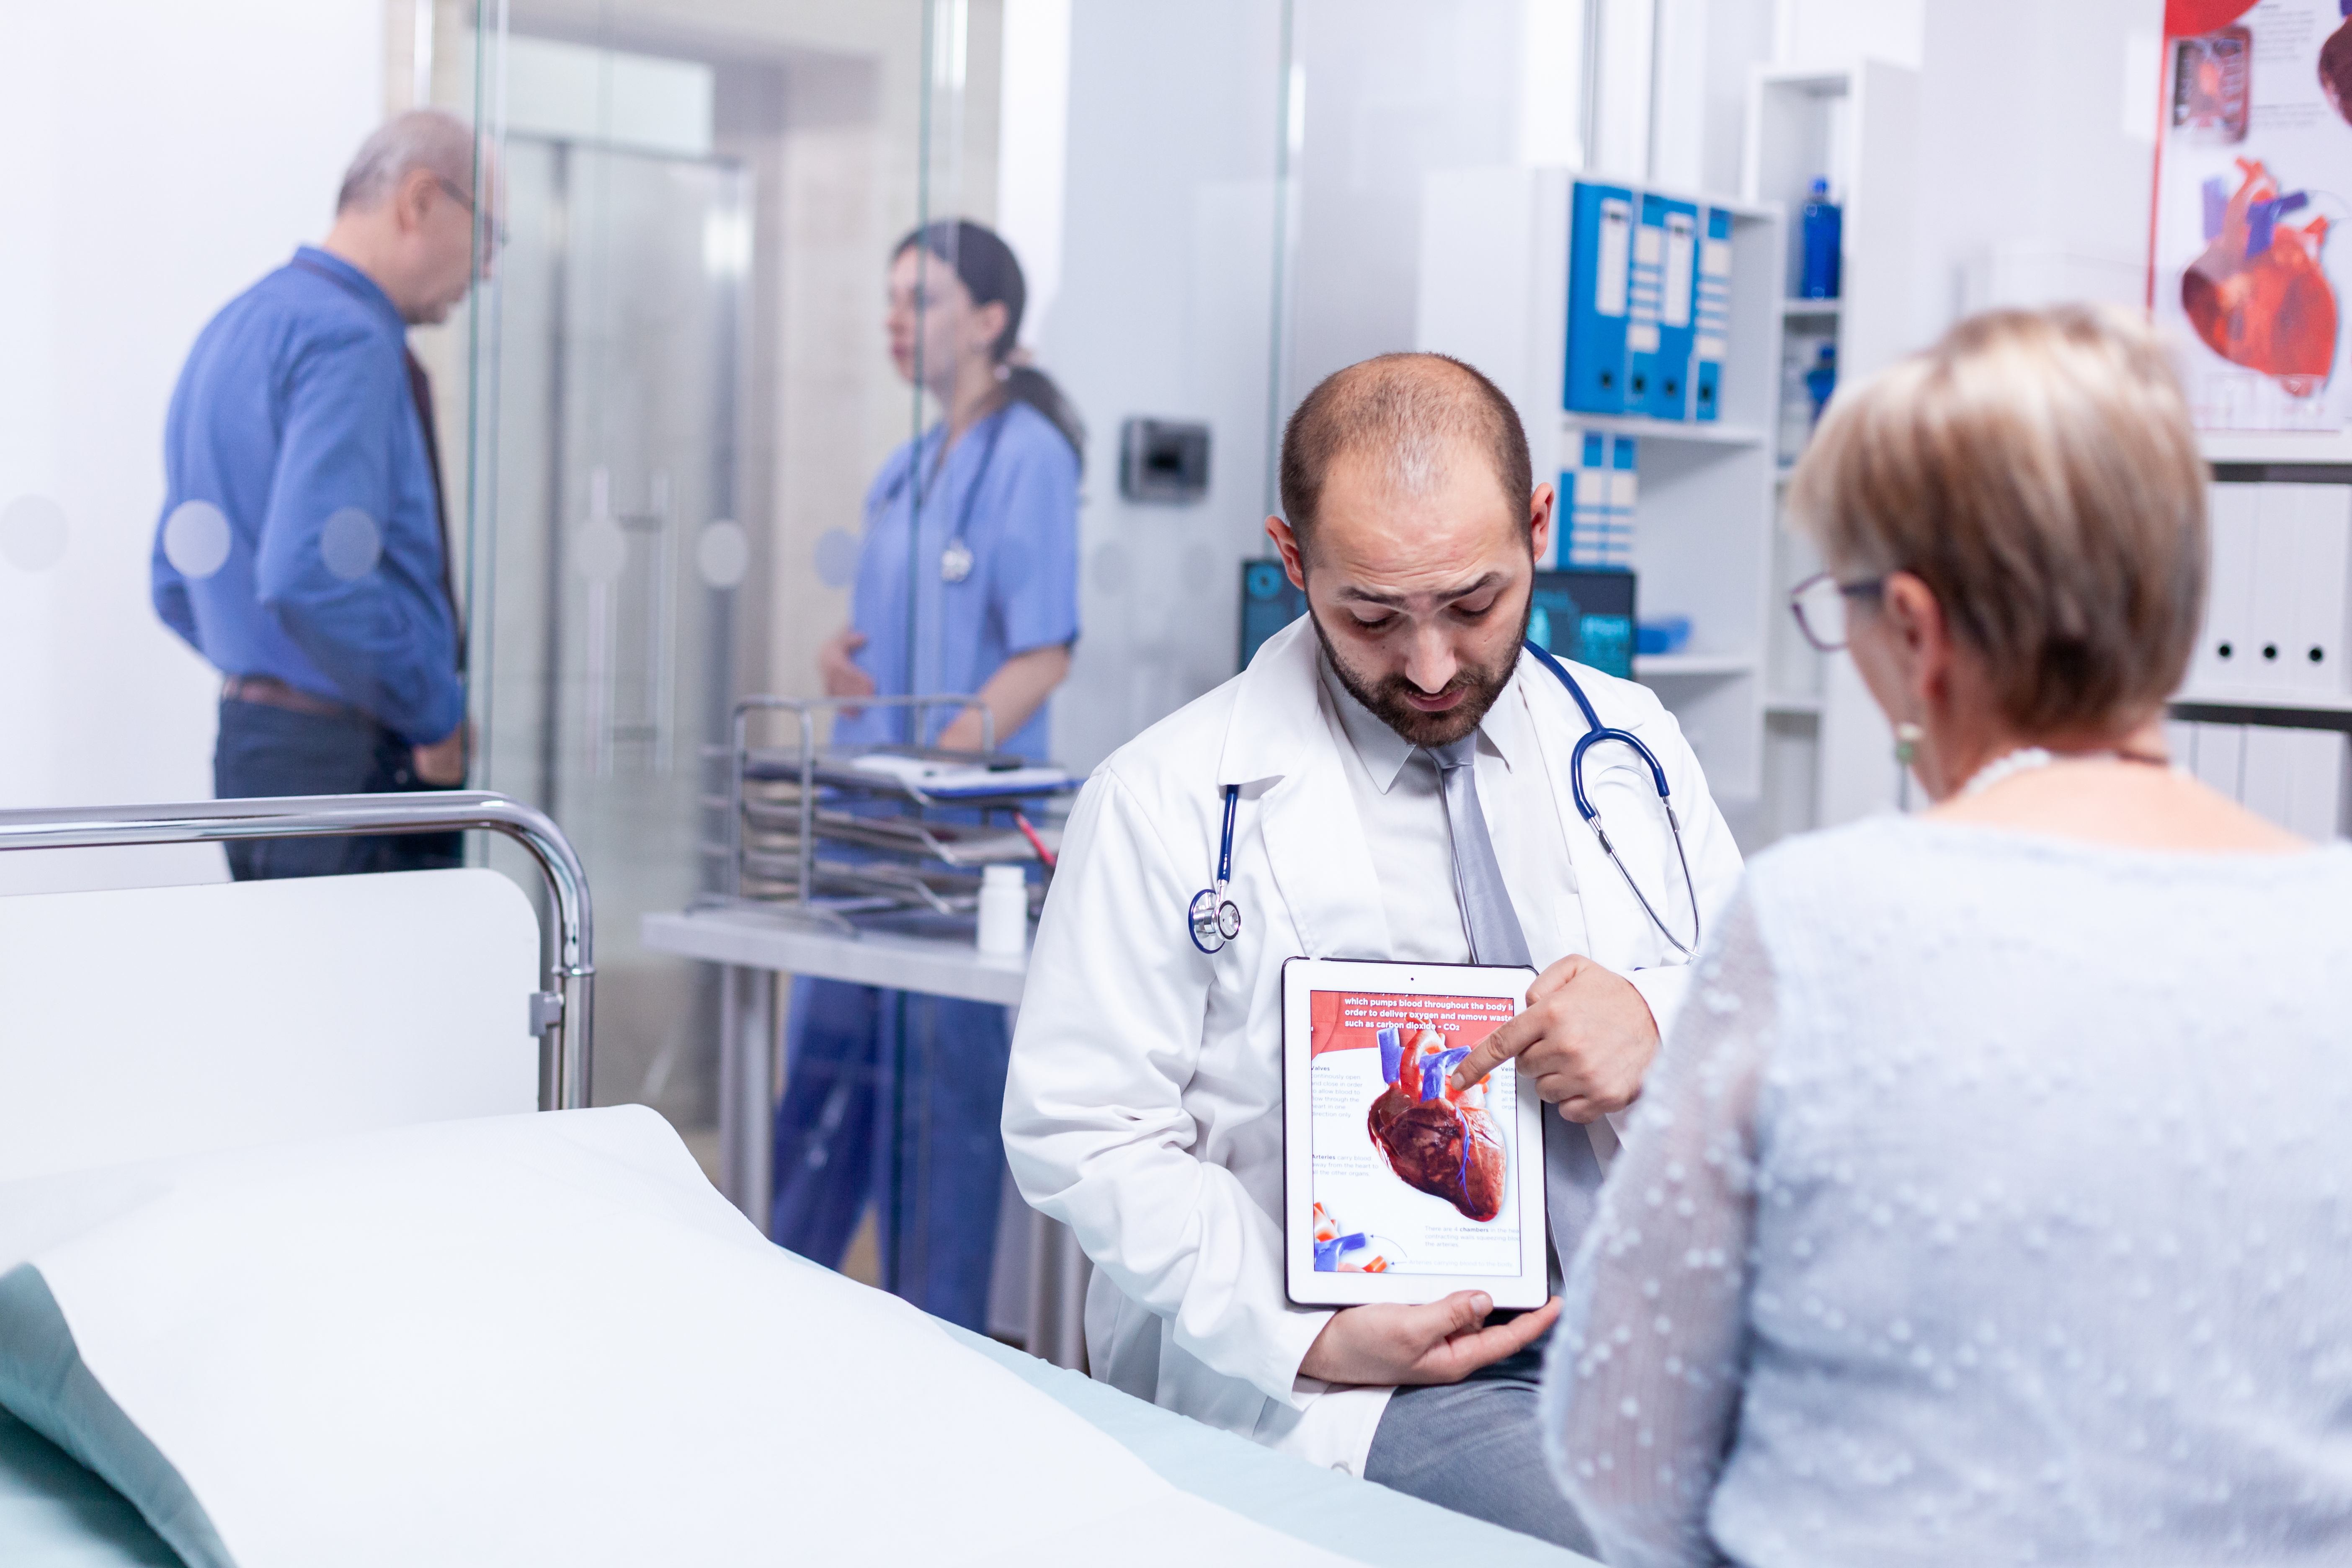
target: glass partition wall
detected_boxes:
[447,4,949,1167]
[435,0,1636,1321]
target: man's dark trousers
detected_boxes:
[213,697,463,879]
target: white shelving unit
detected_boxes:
[1415,166,1788,816]
[1742,59,1921,844]
[1564,414,1767,448]
[2173,689,2352,717]
[2169,471,2352,839]
[1635,654,1759,678]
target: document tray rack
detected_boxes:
[708,693,1078,931]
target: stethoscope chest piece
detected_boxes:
[1187,782,1246,955]
[940,538,975,584]
[1188,886,1242,954]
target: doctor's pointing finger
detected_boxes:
[1448,953,1661,1123]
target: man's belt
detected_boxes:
[222,675,362,721]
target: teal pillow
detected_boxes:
[0,1402,178,1567]
[0,1265,233,1568]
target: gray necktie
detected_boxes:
[1429,736,1602,1291]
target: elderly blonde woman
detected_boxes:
[1540,307,2352,1566]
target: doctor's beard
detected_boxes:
[1308,596,1532,750]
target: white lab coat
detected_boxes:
[1002,615,1745,1475]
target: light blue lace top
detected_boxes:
[1543,815,2352,1567]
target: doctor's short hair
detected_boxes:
[1278,353,1532,557]
[337,109,480,214]
[1787,304,2207,738]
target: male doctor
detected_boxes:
[1003,353,1742,1547]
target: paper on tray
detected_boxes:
[0,1109,1356,1567]
[846,753,1076,796]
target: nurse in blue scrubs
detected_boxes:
[774,220,1082,1328]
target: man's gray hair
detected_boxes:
[336,109,479,213]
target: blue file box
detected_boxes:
[1624,195,1668,412]
[1564,181,1635,415]
[1645,196,1700,420]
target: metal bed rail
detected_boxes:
[0,792,594,1111]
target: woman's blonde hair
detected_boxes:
[1787,306,2207,737]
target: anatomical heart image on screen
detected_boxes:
[1306,990,1523,1278]
[1367,1019,1506,1221]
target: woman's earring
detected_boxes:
[1893,722,1924,768]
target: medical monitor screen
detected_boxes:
[1528,569,1635,680]
[1238,560,1307,671]
[1244,560,1636,680]
[1306,988,1525,1279]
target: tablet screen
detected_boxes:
[1305,987,1524,1281]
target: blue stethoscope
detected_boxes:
[1187,638,1702,959]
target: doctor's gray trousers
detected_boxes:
[1363,1341,1598,1555]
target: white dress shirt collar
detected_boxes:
[1319,654,1524,790]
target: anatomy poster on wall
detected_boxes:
[1306,990,1523,1278]
[2152,0,2352,432]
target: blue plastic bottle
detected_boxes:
[1800,177,1841,299]
[1804,342,1838,425]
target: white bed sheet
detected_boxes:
[0,1108,1362,1567]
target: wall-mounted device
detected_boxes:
[1119,418,1212,503]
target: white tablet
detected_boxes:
[1282,957,1548,1310]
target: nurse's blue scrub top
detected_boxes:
[836,400,1080,761]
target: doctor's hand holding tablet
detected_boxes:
[1297,1287,1562,1386]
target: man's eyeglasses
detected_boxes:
[1787,570,1886,652]
[435,176,510,251]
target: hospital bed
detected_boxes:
[0,793,1596,1567]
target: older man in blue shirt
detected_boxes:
[152,109,493,878]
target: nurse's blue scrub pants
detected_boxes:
[771,977,1010,1330]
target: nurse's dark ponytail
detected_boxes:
[895,219,1086,470]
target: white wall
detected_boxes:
[1042,0,1606,771]
[0,0,386,893]
[995,0,1071,351]
[1043,0,1289,771]
[1909,0,2161,348]
[1773,0,1923,70]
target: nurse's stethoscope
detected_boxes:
[1186,638,1702,959]
[882,405,1011,585]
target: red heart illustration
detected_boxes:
[1367,1019,1507,1223]
[2181,158,2339,397]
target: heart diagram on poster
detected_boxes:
[2153,0,2352,431]
[2182,158,2338,396]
